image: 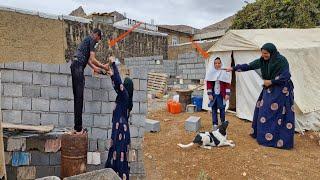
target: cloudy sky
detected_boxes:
[0,0,255,29]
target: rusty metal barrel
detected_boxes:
[176,89,193,112]
[61,133,88,178]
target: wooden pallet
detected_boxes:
[147,73,168,94]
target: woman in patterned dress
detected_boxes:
[226,43,295,149]
[105,56,133,179]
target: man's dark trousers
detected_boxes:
[70,60,85,132]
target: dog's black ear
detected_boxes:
[193,134,203,145]
[218,121,229,136]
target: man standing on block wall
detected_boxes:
[70,28,108,133]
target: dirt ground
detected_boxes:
[143,102,320,180]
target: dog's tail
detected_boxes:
[177,142,194,149]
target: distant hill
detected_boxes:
[200,16,234,33]
[69,6,87,18]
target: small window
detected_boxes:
[172,36,179,46]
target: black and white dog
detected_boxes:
[177,121,235,150]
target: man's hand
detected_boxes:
[93,67,101,74]
[226,67,233,72]
[225,95,230,101]
[209,95,213,101]
[102,63,109,71]
[264,80,272,87]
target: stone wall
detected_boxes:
[1,62,146,178]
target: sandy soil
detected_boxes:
[143,105,320,180]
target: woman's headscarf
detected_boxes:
[259,43,289,80]
[205,57,231,83]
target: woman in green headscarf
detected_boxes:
[226,43,295,149]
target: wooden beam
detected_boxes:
[2,123,54,133]
[0,121,7,180]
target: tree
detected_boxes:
[231,0,320,29]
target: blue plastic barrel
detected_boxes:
[192,96,203,111]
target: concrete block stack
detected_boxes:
[177,53,206,82]
[4,133,62,180]
[1,61,147,178]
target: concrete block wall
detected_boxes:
[125,54,206,86]
[1,61,146,178]
[177,52,206,81]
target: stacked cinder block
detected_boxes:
[4,133,62,180]
[177,53,206,81]
[1,61,147,178]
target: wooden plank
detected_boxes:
[0,122,6,180]
[148,72,168,78]
[2,123,54,133]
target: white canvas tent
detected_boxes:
[203,28,320,131]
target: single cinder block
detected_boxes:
[51,74,68,86]
[87,152,101,165]
[101,102,113,114]
[58,113,74,127]
[4,84,23,96]
[7,138,26,152]
[13,70,33,83]
[133,79,140,90]
[93,114,110,127]
[1,70,14,82]
[130,138,142,150]
[89,139,98,152]
[139,103,147,114]
[13,97,32,110]
[91,128,108,140]
[24,61,42,71]
[133,91,147,103]
[59,61,72,74]
[85,76,100,89]
[108,90,117,101]
[130,126,138,138]
[97,139,107,152]
[41,64,60,73]
[138,127,145,137]
[139,79,147,91]
[41,86,59,99]
[84,89,93,101]
[17,166,36,180]
[23,85,41,97]
[32,98,50,111]
[30,151,50,166]
[33,72,50,85]
[50,99,68,112]
[185,116,201,132]
[26,136,46,152]
[83,114,94,126]
[100,78,113,90]
[40,113,59,126]
[49,151,61,165]
[12,152,30,166]
[132,102,140,114]
[2,110,22,124]
[131,114,146,127]
[58,87,73,99]
[5,62,24,70]
[84,101,101,114]
[145,119,160,132]
[45,138,61,153]
[5,151,12,165]
[130,161,145,175]
[67,100,74,113]
[84,66,92,76]
[22,111,41,125]
[2,96,13,110]
[92,89,108,101]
